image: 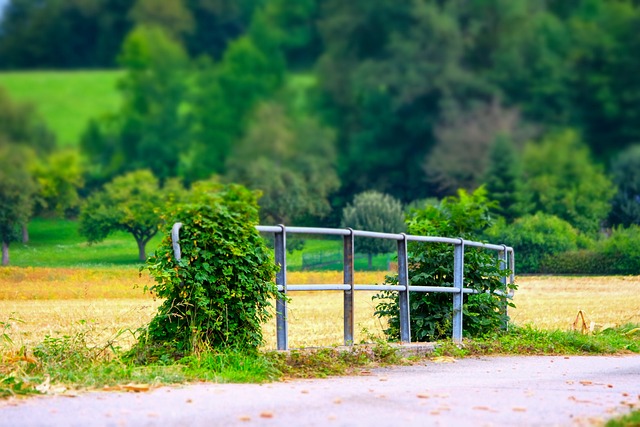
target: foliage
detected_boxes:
[0,0,134,69]
[139,183,280,355]
[483,134,525,223]
[81,25,191,182]
[609,144,640,227]
[129,0,194,42]
[425,100,533,196]
[78,170,180,262]
[341,191,405,268]
[541,225,640,275]
[484,213,581,274]
[519,129,615,234]
[435,324,640,357]
[225,101,339,225]
[606,410,640,427]
[374,187,515,342]
[32,150,84,218]
[0,87,52,265]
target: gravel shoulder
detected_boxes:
[1,355,639,427]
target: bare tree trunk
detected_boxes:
[22,224,29,243]
[2,241,9,266]
[137,239,147,262]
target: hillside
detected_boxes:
[0,70,122,147]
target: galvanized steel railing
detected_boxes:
[171,223,515,351]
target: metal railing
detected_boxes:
[172,223,515,351]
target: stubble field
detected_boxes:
[1,268,639,353]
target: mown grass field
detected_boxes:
[2,267,639,352]
[0,70,122,146]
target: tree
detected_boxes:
[79,170,182,261]
[0,0,135,69]
[609,144,640,227]
[129,0,194,42]
[519,129,615,234]
[0,86,54,252]
[483,134,525,223]
[341,191,404,269]
[81,25,191,182]
[225,101,339,225]
[0,145,36,265]
[33,150,84,218]
[424,100,533,196]
[187,15,286,181]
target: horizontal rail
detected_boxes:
[171,223,515,350]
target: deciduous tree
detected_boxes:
[79,170,182,261]
[341,191,404,269]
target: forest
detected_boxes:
[1,0,640,272]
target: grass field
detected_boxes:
[0,70,122,146]
[2,268,639,352]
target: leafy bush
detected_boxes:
[541,225,640,275]
[137,183,280,357]
[374,187,515,342]
[484,213,581,273]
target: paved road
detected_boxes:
[1,355,639,427]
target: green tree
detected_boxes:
[225,101,339,225]
[0,86,55,248]
[0,0,135,69]
[129,0,194,41]
[81,25,191,182]
[79,170,182,261]
[0,145,36,265]
[341,191,404,269]
[520,129,615,234]
[609,144,640,227]
[32,150,85,218]
[483,134,525,223]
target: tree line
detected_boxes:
[2,0,640,267]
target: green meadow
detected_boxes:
[0,70,122,146]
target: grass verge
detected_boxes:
[606,410,640,427]
[2,324,638,399]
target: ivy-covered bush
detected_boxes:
[484,213,582,273]
[137,182,280,357]
[374,187,515,342]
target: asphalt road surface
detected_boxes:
[1,355,639,427]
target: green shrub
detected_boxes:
[374,187,514,342]
[136,183,280,357]
[484,213,581,273]
[541,225,640,275]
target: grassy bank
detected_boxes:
[0,70,122,146]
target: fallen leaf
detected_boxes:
[473,406,492,411]
[260,411,274,419]
[416,393,430,399]
[186,398,193,403]
[238,415,251,422]
[379,377,388,382]
[301,390,309,394]
[122,383,150,392]
[360,370,372,375]
[512,407,527,412]
[579,380,593,386]
[333,398,342,404]
[431,356,455,364]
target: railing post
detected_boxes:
[452,239,464,343]
[275,224,288,350]
[499,245,509,330]
[343,228,355,345]
[397,234,411,343]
